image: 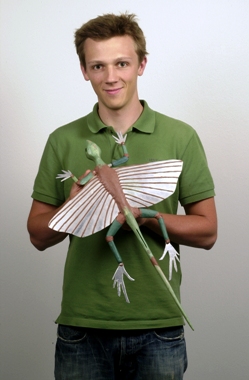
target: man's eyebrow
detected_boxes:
[115,56,132,61]
[87,57,132,65]
[87,60,103,64]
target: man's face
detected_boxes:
[81,35,147,112]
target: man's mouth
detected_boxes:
[104,88,122,95]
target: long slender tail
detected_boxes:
[124,207,194,331]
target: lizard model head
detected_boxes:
[85,140,102,163]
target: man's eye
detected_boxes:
[93,64,102,70]
[118,62,128,68]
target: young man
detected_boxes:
[28,13,217,380]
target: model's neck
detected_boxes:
[98,99,143,134]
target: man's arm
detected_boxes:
[27,200,68,251]
[27,170,91,251]
[142,197,217,250]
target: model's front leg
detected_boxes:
[110,132,129,167]
[56,170,79,182]
[56,169,95,185]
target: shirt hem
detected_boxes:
[55,316,185,330]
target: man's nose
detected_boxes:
[105,66,118,83]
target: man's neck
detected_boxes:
[98,100,143,134]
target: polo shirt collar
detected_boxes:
[87,100,155,134]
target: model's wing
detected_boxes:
[118,160,183,207]
[48,175,119,237]
[49,160,183,238]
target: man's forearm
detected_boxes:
[27,200,68,251]
[28,213,67,251]
[27,172,92,251]
[144,198,217,250]
[144,213,216,249]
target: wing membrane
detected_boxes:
[118,160,183,207]
[49,176,119,237]
[49,159,183,237]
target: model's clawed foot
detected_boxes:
[160,243,180,280]
[112,264,135,303]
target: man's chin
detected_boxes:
[102,101,126,112]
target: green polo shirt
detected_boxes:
[32,101,215,329]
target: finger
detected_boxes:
[77,170,91,184]
[121,222,131,231]
[159,246,168,260]
[117,283,121,297]
[123,269,135,281]
[169,259,173,281]
[135,217,146,227]
[173,259,178,272]
[122,283,130,303]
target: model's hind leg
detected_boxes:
[106,219,134,303]
[139,209,180,281]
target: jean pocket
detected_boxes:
[57,324,87,343]
[153,326,184,342]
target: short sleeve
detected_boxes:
[31,135,65,206]
[179,130,215,206]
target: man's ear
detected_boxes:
[80,64,90,81]
[138,56,147,77]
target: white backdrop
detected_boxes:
[1,1,249,379]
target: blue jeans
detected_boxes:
[54,325,188,380]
